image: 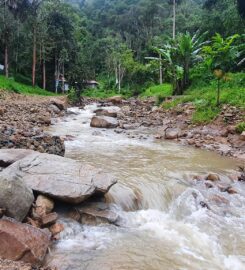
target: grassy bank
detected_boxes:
[162,73,245,124]
[0,76,56,96]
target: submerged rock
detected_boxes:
[90,116,119,128]
[206,173,220,182]
[76,201,119,225]
[0,173,34,221]
[0,217,50,266]
[3,153,117,204]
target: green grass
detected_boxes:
[141,83,172,98]
[162,73,245,124]
[236,122,245,134]
[0,75,56,96]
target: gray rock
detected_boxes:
[165,128,181,140]
[94,109,117,118]
[90,116,119,128]
[0,173,34,221]
[76,202,119,225]
[0,148,35,167]
[48,104,61,114]
[50,98,66,111]
[3,153,117,204]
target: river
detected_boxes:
[45,104,245,270]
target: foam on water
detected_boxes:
[46,104,245,270]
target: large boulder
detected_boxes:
[3,153,117,204]
[0,217,50,266]
[0,173,34,221]
[165,128,181,140]
[107,96,123,104]
[0,149,35,167]
[94,109,117,118]
[50,98,66,111]
[90,116,119,128]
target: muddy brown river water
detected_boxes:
[46,105,245,270]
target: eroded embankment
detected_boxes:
[0,90,66,157]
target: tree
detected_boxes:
[154,32,206,95]
[0,0,18,77]
[202,33,241,106]
[169,0,182,39]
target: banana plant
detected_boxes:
[202,33,241,106]
[147,31,207,95]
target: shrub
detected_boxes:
[236,122,245,134]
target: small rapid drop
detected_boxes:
[46,104,245,270]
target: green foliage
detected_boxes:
[162,72,245,123]
[67,87,79,103]
[202,33,241,72]
[0,75,56,96]
[192,106,220,124]
[153,31,206,95]
[141,84,172,97]
[202,33,242,105]
[236,122,245,134]
[0,0,244,95]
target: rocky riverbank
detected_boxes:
[0,92,244,269]
[0,90,66,156]
[88,96,245,160]
[0,149,117,269]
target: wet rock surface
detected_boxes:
[90,116,119,128]
[0,217,50,266]
[0,172,34,222]
[0,149,35,167]
[0,259,55,270]
[75,201,119,225]
[3,152,117,204]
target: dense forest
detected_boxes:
[0,0,244,95]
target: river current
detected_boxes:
[46,105,245,270]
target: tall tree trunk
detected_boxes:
[15,18,20,74]
[62,62,65,94]
[159,54,163,84]
[32,26,37,87]
[173,0,176,40]
[3,0,9,77]
[4,44,9,78]
[118,63,121,93]
[42,60,46,90]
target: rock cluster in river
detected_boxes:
[90,96,245,160]
[0,148,117,269]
